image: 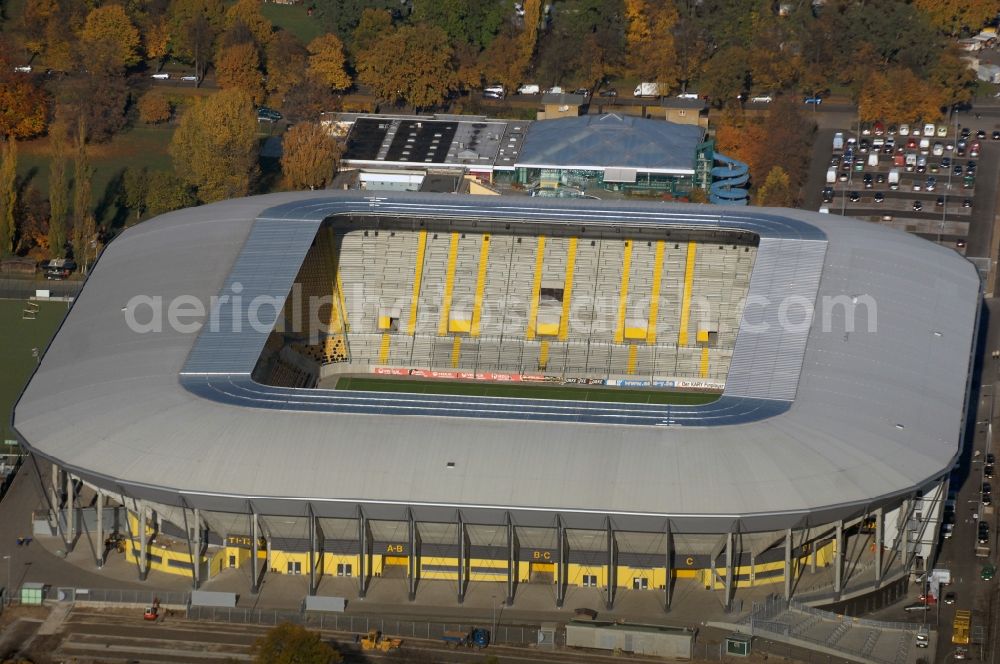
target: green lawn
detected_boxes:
[0,299,69,450]
[260,3,324,45]
[17,124,176,228]
[334,376,720,405]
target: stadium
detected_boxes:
[13,191,980,611]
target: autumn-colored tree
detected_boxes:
[23,0,59,54]
[168,0,225,79]
[45,20,78,73]
[15,186,50,257]
[144,15,172,62]
[265,31,307,104]
[0,137,17,256]
[351,8,393,56]
[169,88,259,202]
[513,0,542,80]
[755,166,794,207]
[146,171,197,216]
[625,0,680,92]
[216,42,265,104]
[857,70,897,124]
[0,72,48,139]
[71,117,95,270]
[48,120,70,258]
[858,67,945,124]
[307,34,351,91]
[121,167,149,224]
[478,30,522,92]
[699,46,748,107]
[357,24,458,109]
[251,623,342,664]
[281,123,341,190]
[138,92,173,124]
[225,0,273,46]
[80,5,143,72]
[913,0,1000,37]
[56,73,130,143]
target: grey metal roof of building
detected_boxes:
[516,114,705,174]
[13,193,980,533]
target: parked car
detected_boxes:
[936,196,945,207]
[993,130,1000,141]
[985,464,994,478]
[822,187,834,203]
[926,177,936,191]
[963,198,973,208]
[912,200,923,211]
[517,84,540,95]
[573,88,591,97]
[944,591,957,604]
[937,125,948,137]
[876,173,886,184]
[873,192,885,203]
[863,173,873,188]
[983,563,996,581]
[151,72,170,80]
[598,88,617,97]
[849,191,861,202]
[977,129,987,139]
[803,96,822,104]
[750,95,773,103]
[983,492,993,506]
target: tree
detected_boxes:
[55,73,130,143]
[23,0,59,55]
[313,0,399,42]
[857,70,897,123]
[699,45,748,107]
[144,15,172,62]
[0,137,16,256]
[168,0,225,79]
[625,0,680,91]
[913,0,1000,38]
[756,166,794,207]
[169,88,259,202]
[307,34,351,91]
[15,186,50,257]
[145,171,197,216]
[536,0,626,88]
[79,5,143,73]
[251,623,342,664]
[224,0,273,46]
[71,118,95,269]
[48,121,70,258]
[216,42,265,104]
[357,24,458,109]
[265,31,308,104]
[281,123,341,190]
[138,92,173,124]
[122,167,150,224]
[351,7,393,56]
[0,71,48,139]
[412,0,508,49]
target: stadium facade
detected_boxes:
[13,192,980,610]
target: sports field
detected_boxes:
[0,299,69,449]
[334,376,720,405]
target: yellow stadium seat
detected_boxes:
[625,327,647,340]
[537,322,559,336]
[449,318,472,333]
[697,329,710,343]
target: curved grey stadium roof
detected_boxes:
[13,193,980,534]
[516,114,704,174]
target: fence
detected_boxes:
[186,605,538,645]
[0,278,81,301]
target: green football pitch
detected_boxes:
[0,299,69,448]
[334,376,720,405]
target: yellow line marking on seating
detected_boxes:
[451,336,462,367]
[678,242,697,346]
[471,234,491,337]
[539,340,549,369]
[646,240,665,344]
[613,240,633,343]
[700,346,710,378]
[627,344,638,374]
[559,238,577,341]
[526,236,546,340]
[438,232,460,336]
[379,333,391,363]
[407,230,427,336]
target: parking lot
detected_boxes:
[817,121,995,254]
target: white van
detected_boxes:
[899,124,910,136]
[751,95,773,103]
[867,153,879,167]
[915,624,929,648]
[919,137,930,153]
[516,84,540,95]
[818,206,830,214]
[924,123,936,136]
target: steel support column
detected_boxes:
[834,520,844,595]
[556,515,566,608]
[875,507,884,586]
[138,502,148,581]
[664,524,673,613]
[457,512,466,604]
[193,508,202,588]
[784,528,792,601]
[308,505,316,596]
[65,472,75,549]
[724,531,733,610]
[358,507,369,598]
[506,513,516,606]
[251,509,260,593]
[49,464,59,529]
[407,509,417,601]
[95,491,104,569]
[606,520,616,611]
